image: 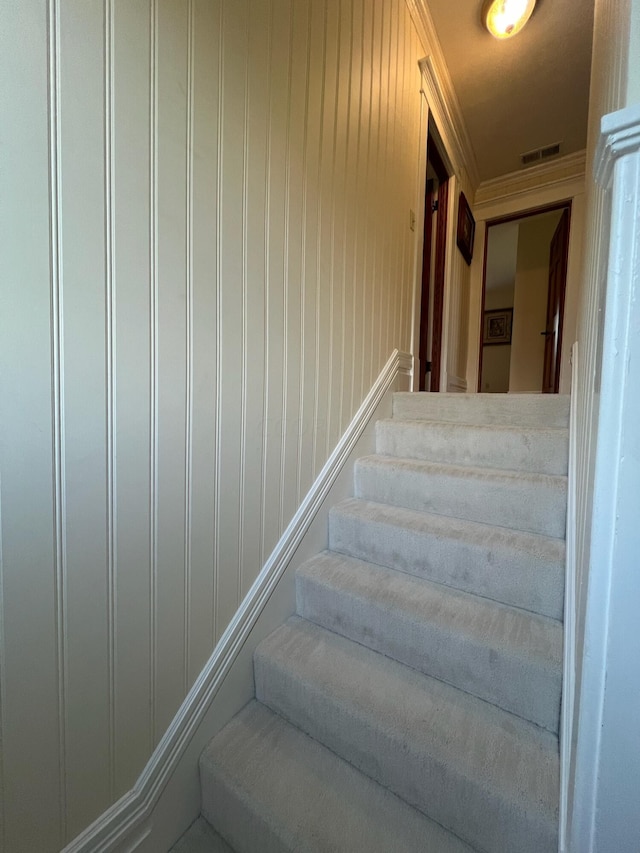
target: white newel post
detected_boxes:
[568,104,640,852]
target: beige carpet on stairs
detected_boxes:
[172,392,568,853]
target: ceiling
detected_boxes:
[426,0,595,182]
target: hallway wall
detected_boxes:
[0,1,457,849]
[481,284,514,393]
[509,211,563,392]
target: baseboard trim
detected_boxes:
[62,349,413,853]
[559,341,578,853]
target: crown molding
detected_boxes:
[474,150,587,208]
[405,0,480,190]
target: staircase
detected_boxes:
[172,392,569,853]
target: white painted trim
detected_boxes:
[472,176,586,226]
[569,104,640,852]
[559,341,578,853]
[417,55,478,188]
[595,102,640,186]
[406,2,479,189]
[446,373,467,393]
[474,151,587,208]
[62,349,413,853]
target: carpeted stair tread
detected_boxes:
[392,391,570,428]
[199,700,477,853]
[255,617,559,853]
[296,550,562,732]
[354,454,567,538]
[170,818,236,853]
[191,392,567,853]
[375,418,569,474]
[329,497,565,619]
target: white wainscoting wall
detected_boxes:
[0,1,471,850]
[62,351,412,853]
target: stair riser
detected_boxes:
[392,392,570,428]
[355,458,567,538]
[200,702,476,853]
[329,505,565,619]
[255,636,558,853]
[201,765,291,853]
[376,420,568,475]
[296,569,562,733]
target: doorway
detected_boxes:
[478,202,571,394]
[418,132,450,392]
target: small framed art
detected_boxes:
[456,191,476,266]
[483,308,513,345]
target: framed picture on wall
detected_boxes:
[483,308,513,345]
[456,191,476,265]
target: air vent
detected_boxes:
[520,142,562,167]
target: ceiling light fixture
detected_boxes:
[482,0,536,39]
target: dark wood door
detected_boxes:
[419,136,449,392]
[419,177,435,391]
[542,209,570,393]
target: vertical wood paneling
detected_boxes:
[183,0,195,694]
[341,0,360,429]
[387,0,401,355]
[104,0,117,802]
[280,0,303,539]
[370,0,383,377]
[311,0,332,478]
[257,0,273,570]
[0,465,4,853]
[326,0,342,455]
[320,0,341,463]
[262,0,291,555]
[242,0,268,591]
[216,0,248,632]
[58,0,111,836]
[148,0,159,749]
[376,1,392,376]
[213,0,224,643]
[189,0,219,679]
[295,0,316,505]
[0,4,65,846]
[112,0,152,794]
[0,497,4,853]
[331,0,345,430]
[154,0,188,738]
[1,0,433,847]
[359,0,376,402]
[238,6,250,602]
[348,0,365,419]
[49,0,68,842]
[298,0,325,499]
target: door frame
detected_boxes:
[419,135,450,391]
[542,208,571,393]
[477,199,572,393]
